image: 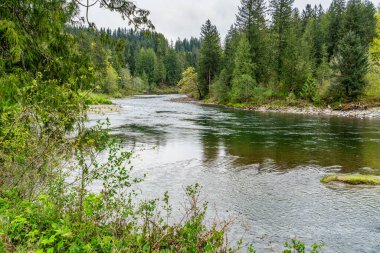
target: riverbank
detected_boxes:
[88,104,121,114]
[169,96,380,119]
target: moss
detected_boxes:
[321,174,380,185]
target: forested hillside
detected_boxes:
[68,27,201,97]
[179,0,380,107]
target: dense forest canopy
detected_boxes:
[179,0,380,105]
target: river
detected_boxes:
[89,94,380,252]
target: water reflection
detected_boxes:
[186,107,380,173]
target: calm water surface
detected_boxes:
[89,94,380,252]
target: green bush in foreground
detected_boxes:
[0,185,229,253]
[0,121,323,253]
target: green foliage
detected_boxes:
[364,64,380,100]
[0,132,232,252]
[370,9,380,65]
[0,20,22,64]
[342,0,376,48]
[251,86,274,104]
[136,48,157,88]
[178,67,200,99]
[203,0,379,105]
[231,35,256,102]
[165,49,182,84]
[99,63,120,94]
[198,20,223,98]
[81,92,112,105]
[212,69,231,103]
[154,57,167,84]
[231,74,256,102]
[335,31,369,99]
[300,77,317,102]
[283,240,323,253]
[326,0,346,59]
[236,0,269,83]
[270,0,295,82]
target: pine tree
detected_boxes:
[198,20,222,98]
[335,31,369,99]
[282,10,313,93]
[326,0,345,59]
[270,0,295,83]
[135,48,157,85]
[164,49,181,84]
[231,35,256,102]
[342,0,376,48]
[235,0,268,83]
[222,26,240,84]
[154,57,166,84]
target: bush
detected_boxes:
[211,69,230,103]
[364,64,380,101]
[81,92,112,105]
[300,77,317,102]
[231,74,256,103]
[250,86,274,105]
[178,67,200,99]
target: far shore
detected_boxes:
[169,96,380,119]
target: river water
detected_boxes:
[89,94,380,252]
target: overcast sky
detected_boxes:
[84,0,380,42]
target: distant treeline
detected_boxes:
[68,27,201,95]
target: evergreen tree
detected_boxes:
[211,69,231,103]
[282,10,313,93]
[335,31,369,99]
[301,4,316,31]
[270,0,295,83]
[326,0,345,59]
[231,35,256,102]
[135,48,157,85]
[198,20,222,98]
[164,49,181,84]
[222,26,240,85]
[154,57,166,84]
[342,0,376,48]
[235,0,269,83]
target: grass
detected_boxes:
[81,92,113,105]
[321,174,380,185]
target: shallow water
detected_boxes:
[89,94,380,252]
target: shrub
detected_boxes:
[231,74,256,103]
[251,86,274,104]
[300,77,317,102]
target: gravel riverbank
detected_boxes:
[169,96,380,119]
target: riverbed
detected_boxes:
[88,94,380,252]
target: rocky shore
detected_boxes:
[88,104,121,114]
[169,96,380,119]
